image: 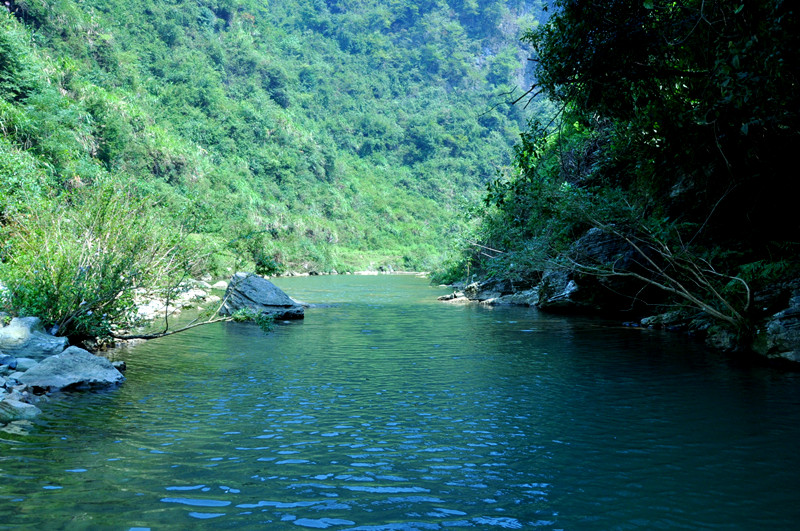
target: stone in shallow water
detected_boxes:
[0,419,34,435]
[219,272,304,320]
[18,346,124,392]
[0,398,42,423]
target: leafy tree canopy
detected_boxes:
[526,0,799,245]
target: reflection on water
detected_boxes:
[1,275,800,529]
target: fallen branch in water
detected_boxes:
[111,294,233,340]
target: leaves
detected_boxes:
[1,0,541,278]
[455,0,798,340]
[1,183,193,339]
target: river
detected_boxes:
[1,275,799,529]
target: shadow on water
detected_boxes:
[1,275,799,529]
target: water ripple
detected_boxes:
[1,276,799,529]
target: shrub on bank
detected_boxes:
[0,183,195,340]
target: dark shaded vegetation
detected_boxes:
[443,0,799,345]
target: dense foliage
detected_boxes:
[2,183,196,340]
[451,0,799,336]
[0,0,549,339]
[1,0,542,272]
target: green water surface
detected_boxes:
[1,275,799,529]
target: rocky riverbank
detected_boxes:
[0,317,125,430]
[0,273,315,429]
[440,275,800,365]
[0,278,232,429]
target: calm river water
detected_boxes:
[1,275,799,529]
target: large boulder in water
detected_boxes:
[0,317,69,360]
[219,272,305,320]
[18,346,125,392]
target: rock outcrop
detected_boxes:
[0,317,69,360]
[438,228,800,364]
[754,290,800,363]
[219,272,305,320]
[19,346,124,392]
[535,270,585,311]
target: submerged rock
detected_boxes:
[0,399,41,423]
[19,346,125,392]
[0,317,69,360]
[219,272,305,320]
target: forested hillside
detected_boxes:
[0,0,548,338]
[1,0,548,268]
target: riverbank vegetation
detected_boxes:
[0,0,550,342]
[441,0,799,348]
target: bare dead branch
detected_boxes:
[467,241,506,255]
[565,216,749,329]
[110,315,234,340]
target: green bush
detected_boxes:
[0,182,195,340]
[231,308,274,332]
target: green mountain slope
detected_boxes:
[2,0,545,273]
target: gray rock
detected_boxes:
[136,299,176,321]
[552,227,663,313]
[463,281,502,301]
[177,288,208,303]
[537,270,586,311]
[18,346,125,392]
[437,293,471,304]
[568,227,635,268]
[0,317,69,360]
[706,326,739,352]
[462,279,519,302]
[0,354,16,369]
[0,398,41,423]
[14,358,37,371]
[219,273,305,320]
[756,295,800,362]
[505,288,540,307]
[212,280,229,290]
[641,311,688,329]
